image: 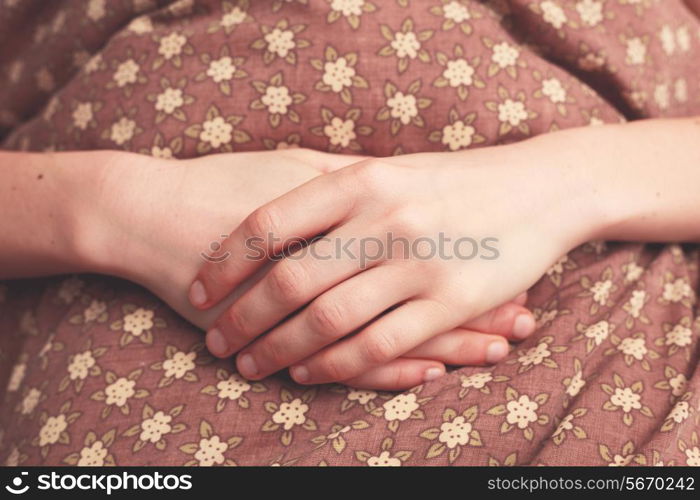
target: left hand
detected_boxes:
[191,145,585,385]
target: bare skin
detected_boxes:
[190,117,700,388]
[0,148,534,390]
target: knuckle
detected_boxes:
[388,206,426,237]
[363,328,397,365]
[317,354,347,382]
[227,307,252,339]
[257,338,286,368]
[245,206,280,241]
[307,298,345,338]
[347,160,392,195]
[268,262,307,303]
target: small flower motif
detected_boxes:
[20,388,43,415]
[420,406,483,463]
[63,429,117,466]
[599,440,644,467]
[179,420,242,466]
[251,19,310,65]
[669,373,687,397]
[378,18,433,73]
[113,59,140,88]
[195,45,247,96]
[488,387,549,441]
[128,16,153,34]
[311,107,372,152]
[552,408,588,445]
[327,0,377,30]
[376,79,432,136]
[208,0,250,35]
[67,351,96,381]
[624,36,648,66]
[310,46,368,104]
[429,0,477,34]
[356,437,412,466]
[541,77,567,104]
[602,373,653,426]
[59,340,107,394]
[151,343,210,387]
[536,0,568,30]
[250,72,306,128]
[574,319,614,352]
[151,32,193,70]
[6,361,26,393]
[433,45,484,101]
[578,266,617,314]
[383,393,419,422]
[262,388,317,446]
[86,0,106,22]
[484,39,524,78]
[72,102,94,130]
[429,108,485,152]
[564,366,586,398]
[33,401,81,458]
[201,369,266,412]
[367,451,402,466]
[576,0,604,27]
[347,388,378,405]
[660,275,694,305]
[122,403,186,452]
[485,86,537,136]
[185,105,251,154]
[618,336,646,360]
[110,117,136,146]
[110,304,166,347]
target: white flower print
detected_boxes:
[347,388,378,405]
[140,411,172,443]
[442,120,475,151]
[590,279,613,305]
[86,0,106,22]
[83,300,107,322]
[200,116,233,148]
[610,387,641,413]
[617,337,647,360]
[331,0,364,17]
[668,401,689,423]
[264,28,296,58]
[110,117,136,145]
[387,91,418,125]
[686,447,700,466]
[194,435,228,466]
[665,323,692,347]
[123,308,154,336]
[216,374,251,401]
[391,31,420,59]
[662,278,692,303]
[439,416,472,449]
[506,395,539,429]
[207,57,236,83]
[443,58,474,87]
[383,393,419,421]
[367,450,401,466]
[669,373,687,397]
[624,290,647,318]
[158,32,187,60]
[443,1,470,22]
[7,362,26,392]
[497,99,527,126]
[323,117,356,148]
[39,414,68,446]
[654,83,670,110]
[21,388,42,415]
[105,377,136,407]
[540,1,567,29]
[261,85,293,115]
[68,351,96,380]
[322,57,356,92]
[220,7,246,28]
[272,398,309,430]
[624,262,643,282]
[461,372,493,389]
[576,0,603,27]
[660,25,675,55]
[553,413,574,437]
[78,441,108,466]
[113,59,139,87]
[517,342,551,367]
[584,320,610,346]
[566,370,585,397]
[541,78,566,103]
[128,16,153,34]
[491,42,519,68]
[162,351,196,379]
[155,87,184,114]
[151,146,173,159]
[72,102,93,130]
[625,37,646,65]
[676,26,690,52]
[674,78,688,103]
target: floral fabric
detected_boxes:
[1,0,699,466]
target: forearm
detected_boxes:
[0,150,127,279]
[517,117,700,246]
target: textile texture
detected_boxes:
[0,0,699,466]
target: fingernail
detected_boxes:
[486,341,509,364]
[512,314,535,339]
[206,328,229,357]
[423,367,444,382]
[290,365,310,383]
[189,280,207,307]
[238,353,258,378]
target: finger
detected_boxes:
[235,264,420,379]
[403,329,510,365]
[340,358,446,391]
[289,298,458,385]
[189,166,360,310]
[459,302,535,340]
[205,218,388,357]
